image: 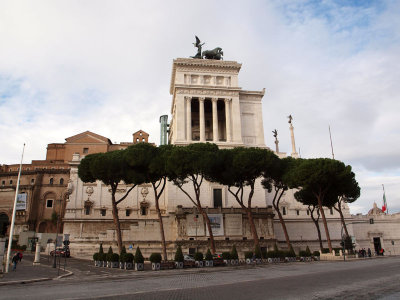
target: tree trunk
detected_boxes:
[317,195,332,252]
[273,203,291,249]
[334,204,349,237]
[111,191,123,253]
[199,208,216,254]
[154,197,167,261]
[246,208,260,249]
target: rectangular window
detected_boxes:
[126,209,131,217]
[46,199,53,208]
[1,180,4,186]
[85,206,90,215]
[213,189,222,208]
[10,180,13,185]
[140,206,147,216]
[83,148,89,154]
[296,210,300,216]
[100,209,106,216]
[330,208,334,215]
[282,207,286,215]
[306,210,310,216]
[369,218,374,224]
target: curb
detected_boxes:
[54,269,74,280]
[0,277,51,286]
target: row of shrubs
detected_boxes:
[94,244,320,263]
[93,244,144,264]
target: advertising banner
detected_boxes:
[206,214,224,236]
[16,193,27,211]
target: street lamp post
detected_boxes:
[53,197,63,268]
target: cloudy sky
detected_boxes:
[1,0,399,214]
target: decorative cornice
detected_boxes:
[176,88,239,97]
[170,58,242,95]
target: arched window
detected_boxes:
[60,178,64,185]
[49,178,54,185]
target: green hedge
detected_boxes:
[125,253,134,263]
[244,251,253,259]
[149,253,162,263]
[93,253,99,261]
[135,247,144,263]
[111,253,119,262]
[174,246,184,262]
[205,249,213,261]
[230,245,239,260]
[194,252,203,261]
[222,252,231,260]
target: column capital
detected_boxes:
[211,97,218,102]
[224,98,232,103]
[184,96,192,102]
[199,97,205,102]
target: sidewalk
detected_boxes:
[0,254,71,286]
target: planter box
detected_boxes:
[111,261,119,268]
[184,261,195,268]
[204,260,213,267]
[175,261,184,269]
[195,261,204,268]
[135,263,144,271]
[160,261,175,270]
[285,257,296,262]
[119,262,125,269]
[152,262,161,271]
[125,262,133,270]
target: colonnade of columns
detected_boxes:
[185,96,232,142]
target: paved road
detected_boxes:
[1,256,399,299]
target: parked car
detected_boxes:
[183,254,195,262]
[50,247,70,257]
[183,254,195,267]
[213,253,225,266]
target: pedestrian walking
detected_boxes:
[12,253,19,271]
[367,248,371,257]
[18,252,23,262]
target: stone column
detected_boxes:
[199,97,205,142]
[33,242,41,265]
[290,123,298,157]
[225,98,232,142]
[186,96,192,141]
[212,98,219,142]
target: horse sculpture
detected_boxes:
[202,47,223,60]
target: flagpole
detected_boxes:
[382,184,388,214]
[5,143,26,273]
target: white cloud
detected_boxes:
[0,0,399,214]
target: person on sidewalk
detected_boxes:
[18,251,23,262]
[12,253,19,271]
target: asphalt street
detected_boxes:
[1,256,399,300]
